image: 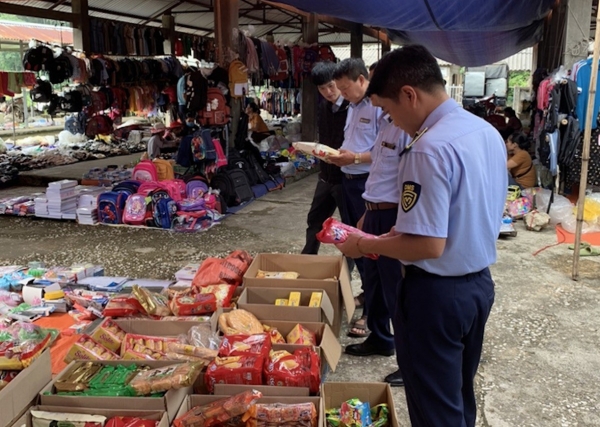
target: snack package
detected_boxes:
[218,310,264,336]
[256,270,299,279]
[173,389,263,427]
[64,335,119,364]
[30,410,106,427]
[166,342,218,360]
[91,318,126,352]
[370,404,390,427]
[105,417,159,427]
[286,324,317,346]
[132,285,172,317]
[129,362,203,395]
[103,296,145,317]
[264,348,321,394]
[244,402,317,427]
[54,362,103,392]
[171,293,218,316]
[263,324,286,344]
[121,333,179,357]
[218,333,271,358]
[62,321,92,337]
[340,399,372,427]
[0,370,18,390]
[205,355,264,393]
[192,250,253,288]
[187,323,219,349]
[316,217,379,259]
[200,284,236,308]
[0,332,53,370]
[122,348,165,361]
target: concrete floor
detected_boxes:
[1,173,599,426]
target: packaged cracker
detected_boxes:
[132,285,172,317]
[264,348,321,394]
[171,293,217,316]
[192,250,253,288]
[91,318,126,352]
[256,270,299,279]
[218,333,271,358]
[54,361,103,392]
[218,310,263,336]
[316,217,379,259]
[204,355,264,393]
[121,333,178,356]
[286,324,317,346]
[200,284,236,308]
[105,417,159,427]
[263,324,286,344]
[64,335,119,364]
[244,402,318,427]
[103,296,145,317]
[166,342,218,360]
[30,410,106,427]
[129,362,203,395]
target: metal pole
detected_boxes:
[11,97,16,141]
[22,88,29,129]
[572,3,600,280]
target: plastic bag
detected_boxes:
[316,218,379,259]
[166,342,218,360]
[192,251,253,288]
[581,196,600,223]
[200,284,236,308]
[187,323,220,349]
[506,197,533,218]
[129,362,203,395]
[263,348,321,394]
[244,402,317,427]
[218,333,271,358]
[132,285,172,317]
[535,189,574,225]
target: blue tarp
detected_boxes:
[274,0,555,66]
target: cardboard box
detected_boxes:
[321,382,399,427]
[174,395,322,426]
[39,360,193,423]
[12,406,168,427]
[237,287,335,326]
[113,319,206,337]
[243,254,355,335]
[0,349,52,427]
[213,384,310,396]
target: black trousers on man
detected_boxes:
[302,178,345,255]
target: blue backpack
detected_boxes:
[153,197,178,229]
[97,192,128,224]
[112,180,141,196]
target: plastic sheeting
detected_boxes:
[275,0,555,66]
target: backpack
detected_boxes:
[318,44,336,63]
[242,150,270,184]
[213,138,228,168]
[270,47,289,81]
[133,160,158,182]
[112,180,141,195]
[228,60,249,98]
[85,115,113,138]
[123,194,148,226]
[64,115,84,135]
[48,55,73,84]
[177,197,206,212]
[176,136,194,168]
[60,90,83,112]
[97,191,127,224]
[23,46,54,72]
[228,150,258,186]
[186,179,209,199]
[172,210,214,232]
[153,159,175,181]
[199,88,230,126]
[226,169,254,205]
[210,171,238,207]
[153,197,178,229]
[162,179,187,202]
[30,79,53,103]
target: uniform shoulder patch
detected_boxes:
[401,181,421,213]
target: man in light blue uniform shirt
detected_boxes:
[335,45,507,427]
[328,58,381,338]
[344,112,409,390]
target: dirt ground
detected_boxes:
[1,174,599,426]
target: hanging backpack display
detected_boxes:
[210,171,238,207]
[228,60,249,98]
[22,45,54,72]
[199,88,230,126]
[60,90,83,112]
[48,55,73,84]
[318,44,337,63]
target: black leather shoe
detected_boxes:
[384,369,404,387]
[345,342,394,357]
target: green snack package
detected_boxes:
[325,408,342,427]
[371,404,390,427]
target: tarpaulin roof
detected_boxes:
[272,0,556,66]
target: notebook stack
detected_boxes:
[77,188,105,225]
[35,180,78,220]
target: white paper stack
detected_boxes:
[34,196,48,216]
[77,207,98,225]
[175,263,200,281]
[40,180,78,219]
[76,188,105,225]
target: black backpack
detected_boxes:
[228,149,258,186]
[242,149,270,184]
[31,79,53,103]
[48,55,73,84]
[23,46,54,72]
[60,90,83,112]
[211,171,238,207]
[226,169,254,204]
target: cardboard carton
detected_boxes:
[114,319,206,337]
[174,395,322,427]
[39,360,193,423]
[213,384,310,396]
[12,406,168,427]
[321,382,400,427]
[0,349,52,427]
[243,254,355,336]
[237,287,335,325]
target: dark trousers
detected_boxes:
[302,178,345,255]
[362,208,402,351]
[342,175,368,315]
[178,104,187,122]
[395,267,495,427]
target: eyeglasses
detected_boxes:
[398,127,429,158]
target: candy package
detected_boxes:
[192,250,253,288]
[132,285,172,317]
[264,348,321,394]
[64,335,119,363]
[173,389,263,427]
[54,361,103,392]
[204,355,264,393]
[263,324,286,344]
[244,402,318,427]
[30,410,106,427]
[105,416,159,427]
[129,362,203,395]
[256,270,299,279]
[91,318,126,352]
[340,399,371,427]
[0,332,53,370]
[200,284,236,308]
[218,333,271,358]
[103,296,144,317]
[286,324,317,346]
[316,217,379,259]
[171,293,218,316]
[370,404,390,427]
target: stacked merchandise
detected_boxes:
[0,195,38,216]
[35,180,78,220]
[76,188,105,225]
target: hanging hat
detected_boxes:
[151,122,166,134]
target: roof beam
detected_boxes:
[0,1,75,23]
[139,0,185,26]
[49,0,70,11]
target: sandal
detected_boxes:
[568,242,600,256]
[354,293,365,309]
[347,315,370,338]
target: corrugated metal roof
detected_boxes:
[496,47,533,71]
[0,20,73,44]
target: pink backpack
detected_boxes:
[123,194,148,225]
[162,179,186,202]
[132,160,158,182]
[137,181,167,196]
[213,138,228,168]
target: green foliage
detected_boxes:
[507,71,531,106]
[0,52,23,72]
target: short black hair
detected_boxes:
[504,107,516,117]
[333,58,368,81]
[311,61,337,86]
[367,45,445,99]
[369,61,378,71]
[509,132,530,150]
[247,102,260,113]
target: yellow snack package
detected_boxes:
[288,292,301,307]
[274,299,288,306]
[308,292,322,308]
[256,270,299,279]
[286,324,317,346]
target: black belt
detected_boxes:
[365,201,398,211]
[343,173,369,180]
[402,265,486,281]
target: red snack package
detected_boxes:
[264,348,321,394]
[316,217,379,259]
[192,250,253,288]
[103,296,144,317]
[218,333,272,358]
[105,417,158,427]
[171,293,218,316]
[204,355,264,393]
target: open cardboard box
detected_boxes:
[11,406,168,427]
[39,360,193,423]
[0,349,52,427]
[174,394,323,427]
[213,384,310,396]
[113,319,207,337]
[237,287,335,326]
[243,254,355,336]
[321,382,400,427]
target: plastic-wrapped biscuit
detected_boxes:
[256,270,299,279]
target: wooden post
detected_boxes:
[350,23,363,58]
[301,13,318,142]
[162,14,176,55]
[214,0,239,66]
[382,38,391,55]
[71,0,91,53]
[572,3,600,280]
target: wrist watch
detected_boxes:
[354,153,361,164]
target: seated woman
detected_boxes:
[246,102,270,142]
[504,107,523,133]
[506,132,535,188]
